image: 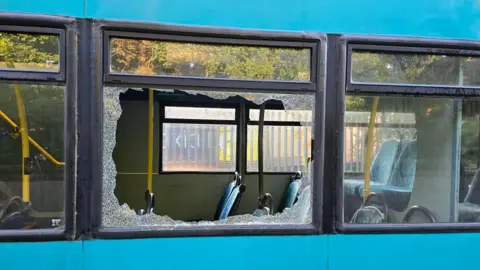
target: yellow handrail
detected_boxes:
[0,110,65,166]
[363,96,379,200]
[147,89,154,192]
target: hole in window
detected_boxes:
[351,50,480,86]
[0,83,65,230]
[110,37,311,81]
[103,87,314,228]
[343,95,480,225]
[0,32,60,72]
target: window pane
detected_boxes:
[351,50,480,86]
[0,32,60,71]
[343,95,480,225]
[249,109,312,122]
[247,125,312,172]
[110,38,311,81]
[163,123,237,172]
[165,106,235,121]
[0,83,64,230]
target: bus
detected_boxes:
[0,1,479,269]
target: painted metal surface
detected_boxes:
[0,0,83,17]
[1,0,480,40]
[0,241,83,269]
[329,233,480,269]
[3,234,479,269]
[83,235,327,270]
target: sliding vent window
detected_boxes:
[247,109,313,172]
[109,37,311,81]
[163,106,237,172]
[0,32,60,72]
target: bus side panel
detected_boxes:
[83,235,327,270]
[0,0,84,17]
[0,241,83,270]
[84,0,480,40]
[329,234,479,270]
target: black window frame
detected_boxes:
[0,13,77,242]
[246,106,313,175]
[332,34,480,234]
[91,19,325,239]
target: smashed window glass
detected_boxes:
[102,87,314,228]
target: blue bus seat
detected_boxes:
[215,173,246,220]
[344,139,401,197]
[214,181,236,220]
[388,140,417,189]
[358,140,417,212]
[278,172,302,213]
[370,139,402,185]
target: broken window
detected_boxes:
[102,87,314,228]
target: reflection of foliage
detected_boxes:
[110,38,310,81]
[0,33,59,69]
[346,96,367,111]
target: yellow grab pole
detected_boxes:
[6,61,30,201]
[14,84,30,202]
[147,89,154,192]
[0,110,65,166]
[363,96,379,200]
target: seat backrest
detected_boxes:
[278,179,301,213]
[387,140,417,189]
[217,183,246,220]
[370,139,401,185]
[214,181,236,220]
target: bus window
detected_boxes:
[0,30,65,231]
[0,83,65,229]
[102,87,314,228]
[343,95,480,224]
